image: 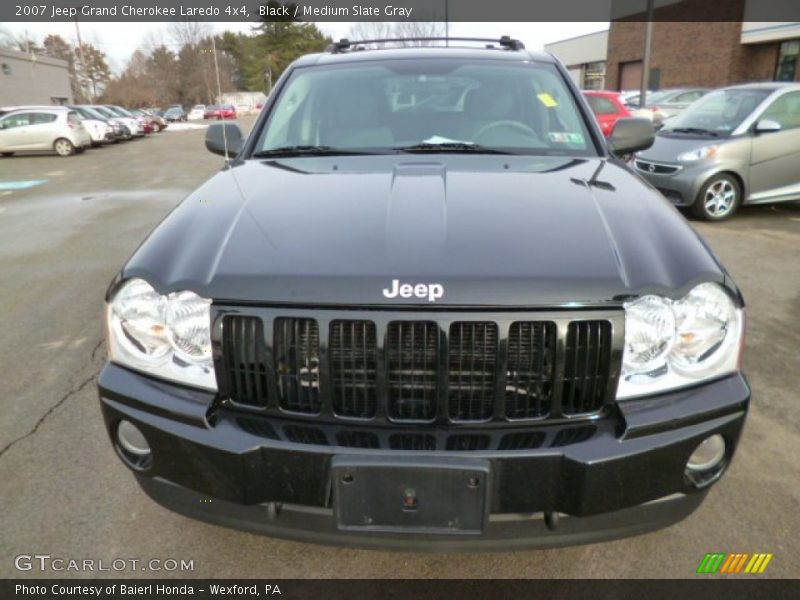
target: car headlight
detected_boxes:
[106,278,216,390]
[617,282,743,399]
[677,145,718,163]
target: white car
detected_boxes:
[70,106,114,146]
[187,105,206,120]
[92,105,143,137]
[0,107,91,157]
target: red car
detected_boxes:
[203,104,237,120]
[582,91,632,137]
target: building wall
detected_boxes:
[0,48,72,106]
[545,30,609,89]
[606,20,797,90]
[545,30,609,67]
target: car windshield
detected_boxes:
[91,106,114,118]
[662,88,771,135]
[254,59,597,156]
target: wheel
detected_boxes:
[53,138,75,156]
[473,120,539,144]
[1,152,13,157]
[693,173,741,221]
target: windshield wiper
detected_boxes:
[252,145,378,158]
[394,142,514,155]
[660,127,719,137]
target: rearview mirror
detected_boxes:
[205,122,244,157]
[608,117,655,156]
[754,119,781,134]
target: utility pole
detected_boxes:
[639,0,655,108]
[211,35,229,160]
[74,17,90,101]
[445,0,449,46]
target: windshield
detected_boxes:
[662,88,771,135]
[84,108,105,120]
[253,59,597,156]
[90,106,114,118]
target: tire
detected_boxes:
[1,152,13,157]
[692,173,741,221]
[53,138,75,157]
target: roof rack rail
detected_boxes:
[326,36,525,54]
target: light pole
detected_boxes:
[73,16,90,101]
[639,0,655,108]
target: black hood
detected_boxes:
[121,155,725,307]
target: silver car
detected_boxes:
[634,82,800,220]
[624,88,710,127]
[0,107,92,157]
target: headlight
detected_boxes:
[677,145,718,163]
[617,282,743,399]
[106,278,216,390]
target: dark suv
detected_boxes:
[98,37,749,551]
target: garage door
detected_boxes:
[619,61,643,91]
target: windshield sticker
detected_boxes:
[548,132,585,145]
[537,93,559,108]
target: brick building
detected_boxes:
[606,20,800,91]
[546,0,800,92]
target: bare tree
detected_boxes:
[347,22,446,47]
[168,21,212,48]
[0,26,14,49]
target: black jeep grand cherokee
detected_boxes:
[98,38,749,550]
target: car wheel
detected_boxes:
[1,152,13,157]
[693,174,741,221]
[54,138,75,156]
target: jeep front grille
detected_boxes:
[274,318,321,414]
[217,309,621,426]
[330,320,378,418]
[386,321,439,421]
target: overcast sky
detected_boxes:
[5,21,608,72]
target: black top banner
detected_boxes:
[2,0,800,22]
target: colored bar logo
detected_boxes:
[697,553,773,574]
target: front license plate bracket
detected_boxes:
[331,455,490,535]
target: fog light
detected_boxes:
[115,420,152,470]
[685,434,726,487]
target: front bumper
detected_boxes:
[634,160,720,207]
[98,363,749,550]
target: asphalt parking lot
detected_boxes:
[1,117,798,579]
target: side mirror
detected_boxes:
[205,122,244,157]
[754,119,781,134]
[608,117,655,156]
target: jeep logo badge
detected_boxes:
[383,279,444,302]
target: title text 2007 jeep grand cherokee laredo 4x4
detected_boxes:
[98,37,749,551]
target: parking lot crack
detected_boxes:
[0,339,105,461]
